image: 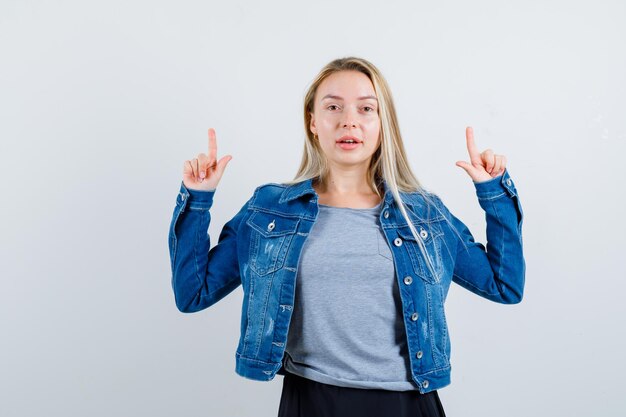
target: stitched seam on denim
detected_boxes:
[249,186,262,207]
[247,206,304,219]
[406,242,426,281]
[275,236,290,270]
[452,273,499,296]
[381,220,442,230]
[440,230,456,266]
[170,205,183,275]
[192,211,205,294]
[398,254,416,364]
[514,196,524,239]
[433,234,444,282]
[235,352,279,366]
[439,286,449,363]
[477,191,506,201]
[404,205,445,223]
[410,237,443,284]
[169,234,177,273]
[243,276,254,354]
[426,285,439,367]
[269,283,289,358]
[249,231,258,274]
[417,364,451,375]
[243,221,259,354]
[492,199,506,297]
[253,274,273,359]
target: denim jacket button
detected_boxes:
[506,178,512,186]
[267,220,276,231]
[403,276,413,285]
[394,237,403,247]
[419,228,428,239]
[383,210,389,219]
[411,312,419,321]
[422,380,429,388]
[416,350,423,359]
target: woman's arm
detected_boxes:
[438,169,525,303]
[440,126,525,303]
[169,127,244,313]
[168,183,251,312]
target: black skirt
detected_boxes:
[277,371,447,417]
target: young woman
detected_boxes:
[168,57,525,417]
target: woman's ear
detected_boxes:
[309,112,316,135]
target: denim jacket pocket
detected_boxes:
[396,222,445,284]
[246,210,300,276]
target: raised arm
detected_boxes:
[442,127,525,303]
[168,128,247,312]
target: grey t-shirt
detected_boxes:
[283,201,420,391]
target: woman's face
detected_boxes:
[310,70,381,171]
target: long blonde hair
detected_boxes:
[284,56,463,279]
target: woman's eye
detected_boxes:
[363,106,374,112]
[327,105,339,111]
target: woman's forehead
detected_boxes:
[317,71,376,100]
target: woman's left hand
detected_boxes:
[455,126,507,183]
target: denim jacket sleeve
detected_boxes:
[168,181,251,313]
[438,169,525,304]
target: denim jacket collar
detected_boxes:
[278,178,317,204]
[279,177,426,208]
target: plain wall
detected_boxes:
[1,0,625,416]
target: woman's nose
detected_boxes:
[341,108,358,128]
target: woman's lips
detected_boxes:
[337,142,361,150]
[336,135,362,150]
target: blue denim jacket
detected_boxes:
[168,168,525,393]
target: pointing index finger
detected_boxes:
[208,128,217,164]
[465,126,481,163]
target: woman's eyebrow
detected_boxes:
[321,94,378,101]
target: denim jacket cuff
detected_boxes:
[473,168,518,201]
[176,181,216,209]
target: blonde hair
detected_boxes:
[284,56,464,279]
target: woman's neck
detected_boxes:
[313,172,382,209]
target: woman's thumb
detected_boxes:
[217,155,233,174]
[455,160,474,174]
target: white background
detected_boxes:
[1,0,625,416]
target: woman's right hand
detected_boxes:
[182,128,233,191]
